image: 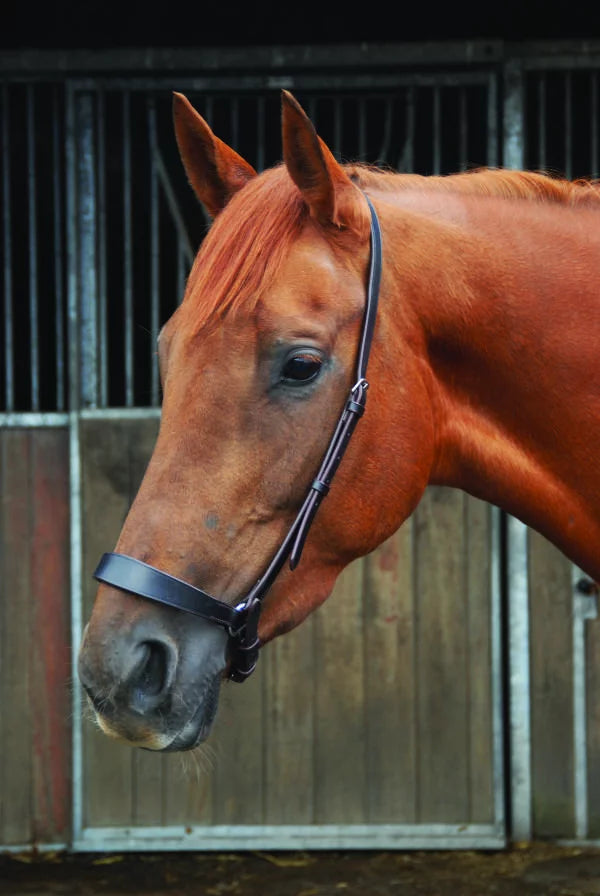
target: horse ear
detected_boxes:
[281,90,362,229]
[172,92,257,218]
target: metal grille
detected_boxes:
[0,83,68,413]
[525,69,600,178]
[71,90,198,410]
[71,76,497,411]
[0,72,499,414]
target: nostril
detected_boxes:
[129,640,175,710]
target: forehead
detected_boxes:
[257,226,367,321]
[164,225,365,345]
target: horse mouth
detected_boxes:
[86,671,222,752]
[160,675,222,752]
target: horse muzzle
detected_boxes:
[77,599,228,750]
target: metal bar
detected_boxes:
[333,97,342,159]
[177,239,187,305]
[565,70,573,180]
[27,86,39,411]
[123,90,134,407]
[507,516,532,842]
[591,71,599,179]
[65,81,84,849]
[486,73,499,168]
[256,95,265,172]
[67,71,493,92]
[503,60,525,169]
[0,842,68,855]
[377,96,393,165]
[230,96,239,149]
[69,410,84,845]
[79,407,161,421]
[74,823,505,853]
[148,96,160,407]
[459,87,468,170]
[398,86,415,172]
[0,412,70,426]
[511,53,600,72]
[76,92,98,409]
[432,86,441,174]
[358,97,367,161]
[2,86,13,411]
[204,94,213,127]
[153,151,194,264]
[490,506,507,832]
[53,87,65,411]
[572,568,598,840]
[0,42,508,75]
[538,73,547,171]
[97,88,108,407]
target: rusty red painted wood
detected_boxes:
[0,428,71,846]
[30,429,71,843]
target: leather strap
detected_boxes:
[94,552,244,630]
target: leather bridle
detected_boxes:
[94,195,382,683]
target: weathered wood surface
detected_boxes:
[528,530,576,838]
[586,611,600,838]
[80,418,498,830]
[0,428,71,845]
[0,423,595,843]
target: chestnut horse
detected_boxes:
[78,90,600,751]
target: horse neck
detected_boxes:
[378,186,600,578]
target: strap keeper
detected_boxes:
[347,399,366,416]
[311,478,330,496]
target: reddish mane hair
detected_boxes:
[184,166,307,334]
[184,164,600,333]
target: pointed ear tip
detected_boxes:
[172,91,189,110]
[281,89,303,115]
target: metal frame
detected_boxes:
[74,823,504,853]
[572,568,598,841]
[61,66,505,852]
[5,40,600,852]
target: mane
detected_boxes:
[183,163,600,332]
[348,164,600,206]
[184,166,308,334]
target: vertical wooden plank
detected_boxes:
[162,749,213,826]
[363,524,417,822]
[80,420,135,826]
[263,616,315,824]
[466,496,494,823]
[585,615,600,836]
[0,430,33,843]
[132,752,165,825]
[30,429,71,842]
[313,558,366,823]
[528,530,575,837]
[414,487,469,823]
[211,668,265,824]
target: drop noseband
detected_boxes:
[94,196,382,683]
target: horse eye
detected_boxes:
[281,353,323,384]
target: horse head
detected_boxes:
[77,91,434,750]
